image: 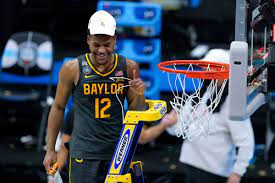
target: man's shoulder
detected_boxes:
[63,58,78,66]
[125,57,137,67]
[115,53,131,61]
[61,59,79,74]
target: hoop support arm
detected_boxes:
[123,100,167,125]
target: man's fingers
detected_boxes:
[133,69,136,80]
[135,82,145,90]
[136,84,144,91]
[130,79,143,87]
[129,71,145,95]
[134,80,144,87]
[44,161,51,172]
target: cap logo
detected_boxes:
[101,21,105,27]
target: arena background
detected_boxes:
[0,0,274,182]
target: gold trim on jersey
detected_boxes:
[85,53,118,77]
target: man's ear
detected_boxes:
[113,35,117,46]
[87,35,90,44]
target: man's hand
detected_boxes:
[47,175,54,183]
[160,110,177,129]
[227,173,241,183]
[129,70,145,95]
[43,150,58,174]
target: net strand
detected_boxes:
[109,77,132,122]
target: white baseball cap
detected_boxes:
[88,10,116,36]
[202,49,230,64]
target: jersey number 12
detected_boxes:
[95,98,111,118]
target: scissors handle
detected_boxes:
[48,162,58,176]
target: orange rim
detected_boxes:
[158,60,229,80]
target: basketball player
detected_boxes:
[43,10,147,183]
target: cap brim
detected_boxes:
[89,28,115,36]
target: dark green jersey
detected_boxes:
[70,53,129,160]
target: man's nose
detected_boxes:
[98,46,106,53]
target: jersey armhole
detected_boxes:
[74,55,83,87]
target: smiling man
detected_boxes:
[43,10,147,183]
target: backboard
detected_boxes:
[228,0,275,120]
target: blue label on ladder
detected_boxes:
[97,1,162,37]
[114,128,131,169]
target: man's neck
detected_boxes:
[90,53,114,73]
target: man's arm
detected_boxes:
[227,118,255,183]
[57,106,74,171]
[139,110,177,144]
[43,60,78,173]
[126,59,146,110]
[57,133,71,171]
[47,133,71,183]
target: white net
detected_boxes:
[167,63,228,141]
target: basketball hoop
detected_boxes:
[158,60,229,141]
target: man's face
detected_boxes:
[87,34,116,65]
